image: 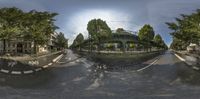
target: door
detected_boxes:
[17,43,23,53]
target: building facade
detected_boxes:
[0,32,58,55]
[102,30,139,51]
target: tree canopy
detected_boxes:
[72,33,84,46]
[167,9,200,50]
[138,24,155,42]
[87,19,112,43]
[0,7,59,53]
[0,7,23,40]
[56,32,68,49]
[71,33,84,50]
[138,24,155,51]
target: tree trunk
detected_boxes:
[97,38,101,54]
[33,41,38,55]
[3,39,6,54]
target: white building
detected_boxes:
[0,32,58,55]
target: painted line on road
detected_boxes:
[11,71,22,75]
[23,70,34,74]
[174,54,185,62]
[53,54,64,63]
[0,69,9,73]
[175,53,200,70]
[48,63,53,66]
[35,68,42,72]
[137,58,160,72]
[43,65,49,68]
[56,55,64,63]
[192,66,200,70]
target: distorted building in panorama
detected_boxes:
[48,32,59,51]
[0,32,59,55]
[102,29,139,51]
[0,39,34,54]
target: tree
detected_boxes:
[116,28,125,33]
[22,10,58,54]
[72,33,84,51]
[170,37,185,50]
[87,19,112,51]
[56,32,68,50]
[138,24,155,52]
[153,34,164,49]
[0,7,59,54]
[166,9,200,50]
[0,7,24,53]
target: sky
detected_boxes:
[0,0,200,46]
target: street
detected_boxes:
[0,50,200,99]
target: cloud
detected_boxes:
[146,0,200,46]
[0,0,45,11]
[66,9,133,44]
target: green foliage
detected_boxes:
[154,34,162,44]
[167,9,200,50]
[56,32,68,48]
[138,24,155,51]
[0,7,23,39]
[129,43,135,48]
[0,7,59,53]
[87,19,112,43]
[138,24,155,42]
[170,38,186,50]
[153,34,168,49]
[72,33,84,47]
[22,10,58,46]
[116,28,125,33]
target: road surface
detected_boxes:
[0,50,200,99]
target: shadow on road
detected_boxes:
[0,69,55,89]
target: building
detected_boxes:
[48,32,58,51]
[102,30,139,51]
[0,38,34,54]
[0,32,58,55]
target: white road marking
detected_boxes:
[0,69,9,73]
[48,63,53,66]
[174,54,185,62]
[75,59,80,62]
[43,65,49,68]
[53,54,64,62]
[35,68,42,71]
[24,70,33,74]
[11,71,21,75]
[137,58,159,72]
[80,60,94,68]
[86,78,101,90]
[192,66,200,70]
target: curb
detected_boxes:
[0,53,64,75]
[174,53,200,71]
[52,54,64,63]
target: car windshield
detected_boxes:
[0,0,200,99]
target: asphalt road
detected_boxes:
[0,50,200,99]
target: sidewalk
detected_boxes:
[174,51,200,70]
[0,51,62,61]
[0,51,64,75]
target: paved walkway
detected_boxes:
[0,51,62,61]
[0,51,64,75]
[174,51,200,71]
